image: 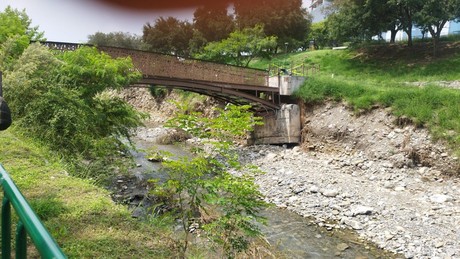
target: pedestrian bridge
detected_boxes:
[42,41,285,113]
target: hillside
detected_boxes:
[252,42,460,160]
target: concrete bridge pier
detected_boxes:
[252,75,305,145]
[253,104,301,145]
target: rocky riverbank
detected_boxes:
[238,103,459,259]
[120,88,459,258]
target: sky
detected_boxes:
[0,0,318,43]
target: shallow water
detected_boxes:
[121,135,396,258]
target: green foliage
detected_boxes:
[2,42,145,180]
[148,85,168,98]
[0,6,44,44]
[58,46,141,98]
[308,21,331,49]
[234,0,311,50]
[87,31,148,50]
[157,104,266,257]
[193,4,235,43]
[0,6,44,70]
[197,25,277,67]
[414,0,460,55]
[143,17,194,57]
[0,130,176,258]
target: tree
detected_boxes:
[234,0,311,51]
[193,4,235,43]
[143,17,194,57]
[0,6,44,70]
[0,6,43,44]
[388,0,424,47]
[197,25,277,67]
[414,0,460,56]
[325,0,367,43]
[157,103,266,257]
[308,21,331,49]
[87,31,147,50]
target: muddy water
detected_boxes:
[118,135,397,258]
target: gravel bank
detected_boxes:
[239,103,459,259]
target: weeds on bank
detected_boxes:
[294,76,460,156]
[0,130,175,258]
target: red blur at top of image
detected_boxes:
[94,0,236,10]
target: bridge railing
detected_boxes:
[0,164,66,259]
[268,63,320,77]
[98,46,268,86]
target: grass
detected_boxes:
[0,128,176,258]
[0,127,280,258]
[251,42,460,157]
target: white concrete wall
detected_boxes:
[254,104,301,144]
[268,76,306,96]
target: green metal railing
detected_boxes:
[0,164,66,259]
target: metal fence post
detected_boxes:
[2,197,11,259]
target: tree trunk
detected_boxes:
[406,24,413,47]
[404,7,413,47]
[390,29,397,43]
[428,21,447,57]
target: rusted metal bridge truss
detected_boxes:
[42,42,281,113]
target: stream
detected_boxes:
[109,127,397,258]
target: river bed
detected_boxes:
[109,127,398,258]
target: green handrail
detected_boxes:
[0,164,66,259]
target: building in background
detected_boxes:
[308,0,328,23]
[308,0,460,42]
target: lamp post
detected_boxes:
[284,42,289,68]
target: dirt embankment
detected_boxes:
[299,102,459,175]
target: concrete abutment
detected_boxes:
[252,75,305,145]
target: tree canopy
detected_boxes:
[142,17,194,57]
[234,0,311,51]
[324,0,460,54]
[87,31,147,50]
[193,4,234,43]
[196,25,277,67]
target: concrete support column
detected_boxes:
[253,104,301,145]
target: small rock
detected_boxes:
[351,205,374,216]
[343,218,363,230]
[322,189,339,197]
[434,242,444,248]
[293,187,306,194]
[310,185,319,193]
[430,194,452,203]
[336,243,349,251]
[395,186,406,191]
[288,196,298,203]
[265,152,277,160]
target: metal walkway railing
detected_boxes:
[0,164,66,259]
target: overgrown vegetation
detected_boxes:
[0,130,176,258]
[0,7,147,181]
[151,103,268,258]
[253,45,460,157]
